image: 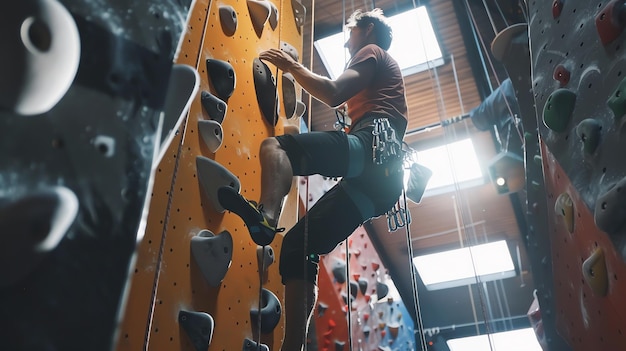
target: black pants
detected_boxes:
[276,124,404,285]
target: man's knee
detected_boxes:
[260,137,283,160]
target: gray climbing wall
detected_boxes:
[528,0,626,349]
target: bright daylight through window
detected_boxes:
[447,328,543,351]
[314,6,444,79]
[413,240,516,291]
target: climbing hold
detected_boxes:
[332,259,347,284]
[158,64,199,164]
[388,324,400,339]
[178,310,214,351]
[353,249,361,257]
[291,0,306,33]
[268,2,279,30]
[198,119,223,153]
[376,282,389,300]
[595,176,626,233]
[363,325,371,338]
[582,248,609,296]
[371,262,380,271]
[553,65,570,87]
[552,0,564,18]
[0,186,78,287]
[381,329,387,338]
[250,288,282,334]
[554,193,574,234]
[206,59,236,100]
[490,23,528,62]
[196,156,240,213]
[295,100,306,119]
[242,338,269,351]
[349,280,359,298]
[247,0,271,36]
[363,312,369,322]
[358,278,368,295]
[542,88,576,132]
[257,245,275,270]
[317,302,328,317]
[219,5,238,36]
[335,340,345,351]
[280,41,300,62]
[253,58,279,126]
[191,230,233,287]
[200,91,227,124]
[607,77,626,120]
[0,0,80,115]
[353,273,360,280]
[575,119,602,154]
[595,0,626,45]
[364,295,371,303]
[282,73,297,119]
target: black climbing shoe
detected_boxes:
[217,186,283,246]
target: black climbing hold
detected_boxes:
[376,282,389,301]
[257,245,275,270]
[595,176,626,233]
[247,0,271,37]
[253,58,278,126]
[0,186,78,287]
[280,41,300,62]
[608,77,626,120]
[200,91,227,124]
[269,2,279,30]
[317,302,328,317]
[159,64,198,164]
[191,230,233,287]
[178,310,214,351]
[206,59,236,100]
[331,259,347,284]
[198,119,223,153]
[249,288,282,334]
[196,156,240,213]
[349,280,358,299]
[358,278,368,295]
[363,325,371,338]
[242,338,269,351]
[335,340,346,351]
[291,0,306,33]
[219,5,237,36]
[575,118,602,154]
[542,88,576,133]
[282,73,297,119]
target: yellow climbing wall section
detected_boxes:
[116,0,304,350]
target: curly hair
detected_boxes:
[346,8,393,50]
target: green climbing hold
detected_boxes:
[608,77,626,121]
[543,88,576,132]
[575,119,602,154]
[543,89,576,133]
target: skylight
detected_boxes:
[447,328,543,351]
[413,240,516,291]
[415,138,483,194]
[314,6,444,79]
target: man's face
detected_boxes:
[344,25,366,57]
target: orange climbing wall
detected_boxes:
[116,0,304,350]
[542,143,626,349]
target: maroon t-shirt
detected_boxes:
[346,44,408,129]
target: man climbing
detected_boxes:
[218,8,408,350]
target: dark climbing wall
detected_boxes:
[0,1,192,350]
[527,0,626,349]
[117,1,305,350]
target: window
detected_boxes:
[414,138,483,195]
[314,6,444,79]
[413,240,516,291]
[447,328,543,351]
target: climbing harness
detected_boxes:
[372,117,402,165]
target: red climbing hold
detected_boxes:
[552,0,563,19]
[371,262,380,271]
[353,274,360,281]
[553,65,570,87]
[596,0,626,45]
